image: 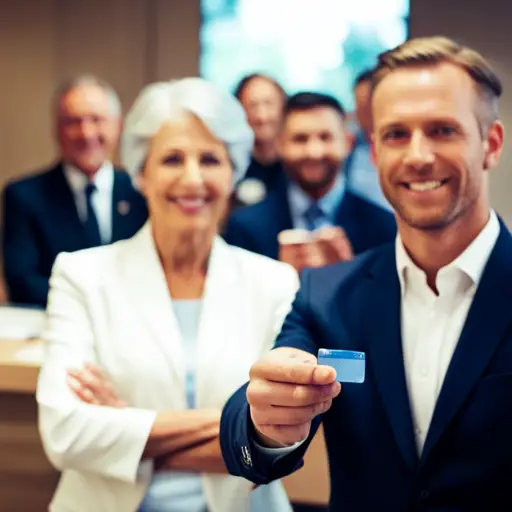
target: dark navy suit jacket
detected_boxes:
[2,163,148,306]
[221,222,512,511]
[223,178,396,259]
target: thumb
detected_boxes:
[312,364,337,385]
[271,347,337,385]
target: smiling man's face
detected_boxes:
[372,62,502,232]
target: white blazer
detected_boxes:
[37,222,299,512]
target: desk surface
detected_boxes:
[0,339,41,393]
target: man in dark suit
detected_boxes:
[220,37,511,510]
[224,92,396,271]
[2,75,147,306]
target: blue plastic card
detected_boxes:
[317,349,366,384]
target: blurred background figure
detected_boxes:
[37,77,297,512]
[224,91,396,273]
[233,73,287,206]
[344,69,391,210]
[1,74,147,307]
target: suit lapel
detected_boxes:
[111,170,136,242]
[334,191,367,254]
[360,244,418,470]
[194,238,239,408]
[267,182,294,259]
[421,224,512,463]
[334,190,354,225]
[119,222,186,397]
[46,164,88,250]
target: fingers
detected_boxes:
[250,358,337,387]
[328,235,353,261]
[315,227,353,262]
[67,365,126,407]
[67,374,97,404]
[279,241,327,271]
[279,242,313,271]
[247,379,341,407]
[250,398,335,446]
[252,399,333,426]
[248,348,341,446]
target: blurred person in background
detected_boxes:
[37,77,297,512]
[2,74,147,307]
[232,73,287,206]
[224,91,395,273]
[344,69,391,210]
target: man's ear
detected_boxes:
[483,120,504,170]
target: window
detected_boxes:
[201,0,409,111]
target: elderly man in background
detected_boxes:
[2,74,147,307]
[233,73,287,205]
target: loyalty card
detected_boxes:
[317,349,365,384]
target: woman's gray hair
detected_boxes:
[121,77,254,186]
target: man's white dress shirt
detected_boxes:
[398,210,499,452]
[63,162,115,244]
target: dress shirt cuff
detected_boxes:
[252,435,307,459]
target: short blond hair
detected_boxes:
[372,36,502,129]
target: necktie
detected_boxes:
[303,202,324,231]
[84,183,102,247]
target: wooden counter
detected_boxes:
[0,338,329,510]
[0,338,60,510]
[0,339,41,393]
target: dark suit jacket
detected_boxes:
[231,158,286,208]
[243,157,285,192]
[2,163,148,306]
[223,179,396,259]
[220,223,512,511]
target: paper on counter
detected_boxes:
[0,306,46,340]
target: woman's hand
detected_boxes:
[67,363,127,407]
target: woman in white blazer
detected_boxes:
[36,78,299,512]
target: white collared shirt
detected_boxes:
[397,210,500,453]
[63,162,115,244]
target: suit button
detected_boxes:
[419,489,430,501]
[241,445,252,468]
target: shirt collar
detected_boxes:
[287,172,346,222]
[396,210,500,295]
[63,161,114,194]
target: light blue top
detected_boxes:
[139,301,285,512]
[287,173,346,231]
[139,299,207,512]
[139,299,291,512]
